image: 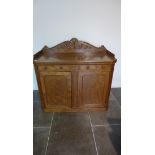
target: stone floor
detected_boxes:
[33,88,121,155]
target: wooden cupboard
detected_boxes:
[33,38,117,112]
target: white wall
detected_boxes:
[33,0,121,90]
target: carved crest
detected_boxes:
[34,38,116,61]
[52,38,97,49]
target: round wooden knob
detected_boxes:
[86,66,90,69]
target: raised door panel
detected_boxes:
[39,72,71,109]
[78,71,110,108]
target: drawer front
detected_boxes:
[80,65,111,71]
[38,65,80,72]
[38,65,112,72]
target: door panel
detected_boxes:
[40,72,71,109]
[78,71,109,108]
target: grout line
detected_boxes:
[88,112,99,155]
[110,92,117,101]
[92,124,121,127]
[111,92,121,107]
[45,112,54,155]
[115,98,121,107]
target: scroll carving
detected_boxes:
[52,38,97,49]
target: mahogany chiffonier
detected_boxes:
[33,38,117,112]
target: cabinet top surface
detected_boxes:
[33,38,117,64]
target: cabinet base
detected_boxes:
[42,107,108,112]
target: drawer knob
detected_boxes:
[44,66,47,70]
[86,66,90,69]
[101,66,105,69]
[59,66,63,69]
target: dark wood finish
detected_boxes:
[34,38,117,112]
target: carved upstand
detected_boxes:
[33,38,117,112]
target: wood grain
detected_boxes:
[33,38,117,112]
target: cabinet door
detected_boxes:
[40,72,71,109]
[78,71,110,108]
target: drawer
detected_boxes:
[38,64,111,72]
[38,65,80,71]
[100,65,112,71]
[80,65,111,71]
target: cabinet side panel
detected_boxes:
[34,64,46,108]
[104,65,115,107]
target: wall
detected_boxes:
[33,0,121,90]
